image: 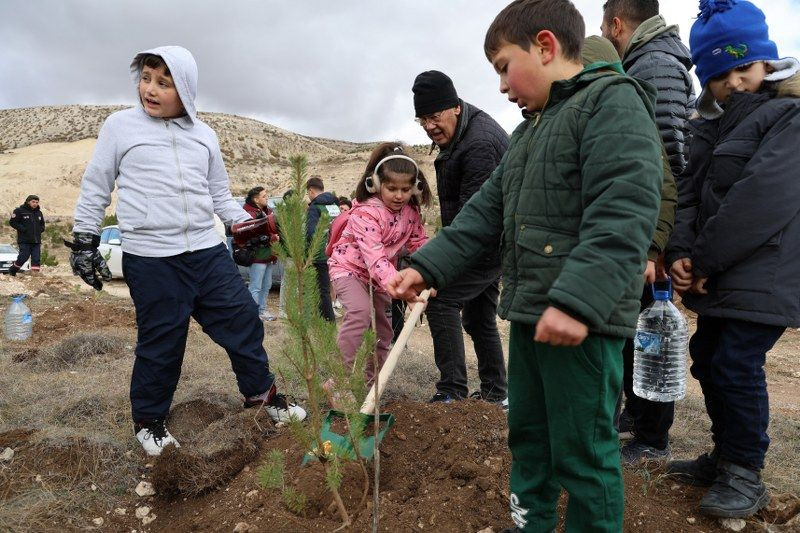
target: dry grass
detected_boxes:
[13,332,128,370]
[1,289,799,530]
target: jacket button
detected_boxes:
[543,244,554,254]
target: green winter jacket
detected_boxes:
[410,65,663,338]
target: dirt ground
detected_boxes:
[1,268,799,532]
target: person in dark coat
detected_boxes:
[412,70,509,405]
[601,0,694,463]
[665,0,800,518]
[305,177,339,322]
[8,194,45,276]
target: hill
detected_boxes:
[0,105,435,218]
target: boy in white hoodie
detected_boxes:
[69,46,306,456]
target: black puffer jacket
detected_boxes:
[666,84,800,327]
[9,203,45,244]
[433,100,508,266]
[623,19,694,175]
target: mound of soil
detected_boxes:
[149,399,800,532]
[152,399,276,496]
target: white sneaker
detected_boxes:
[245,386,307,423]
[135,418,180,456]
[259,311,277,322]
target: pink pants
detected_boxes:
[333,275,393,383]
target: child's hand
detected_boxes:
[644,260,656,284]
[690,277,709,295]
[388,268,428,302]
[670,258,693,293]
[534,307,589,346]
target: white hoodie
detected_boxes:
[73,45,249,257]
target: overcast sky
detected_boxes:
[1,1,798,144]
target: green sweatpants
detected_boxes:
[507,322,624,532]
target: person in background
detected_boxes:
[666,0,800,518]
[305,177,339,322]
[241,186,278,321]
[411,69,509,406]
[338,196,352,212]
[8,194,45,276]
[600,0,694,465]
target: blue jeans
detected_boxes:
[690,316,784,469]
[248,262,274,315]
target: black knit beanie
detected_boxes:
[412,70,459,117]
[25,194,39,203]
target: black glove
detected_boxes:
[64,232,112,290]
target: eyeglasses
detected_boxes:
[415,111,446,127]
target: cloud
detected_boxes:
[1,0,797,143]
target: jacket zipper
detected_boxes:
[166,121,192,251]
[508,97,549,314]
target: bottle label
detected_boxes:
[634,331,661,356]
[22,313,33,324]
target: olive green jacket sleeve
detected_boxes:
[410,153,508,289]
[649,145,677,261]
[548,83,662,328]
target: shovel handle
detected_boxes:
[359,289,431,415]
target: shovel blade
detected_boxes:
[301,410,395,466]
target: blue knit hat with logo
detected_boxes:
[690,0,777,88]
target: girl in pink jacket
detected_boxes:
[328,142,431,381]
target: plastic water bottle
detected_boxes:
[4,294,33,341]
[633,279,689,402]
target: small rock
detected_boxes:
[477,528,495,533]
[135,506,151,519]
[233,522,251,533]
[92,517,104,526]
[91,484,97,491]
[672,484,681,490]
[37,293,50,299]
[142,514,156,526]
[144,463,153,469]
[35,474,43,483]
[791,371,800,378]
[124,450,134,459]
[396,432,407,441]
[686,517,696,524]
[486,490,496,500]
[246,489,259,499]
[0,447,14,461]
[114,508,127,516]
[243,466,250,472]
[719,518,746,531]
[135,481,155,497]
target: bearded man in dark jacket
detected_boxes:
[412,70,509,405]
[8,194,46,276]
[601,0,695,464]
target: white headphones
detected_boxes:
[365,151,423,196]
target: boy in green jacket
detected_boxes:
[388,1,662,530]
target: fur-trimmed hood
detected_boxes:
[777,72,800,98]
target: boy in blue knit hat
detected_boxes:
[666,0,800,518]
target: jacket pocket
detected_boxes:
[712,234,780,294]
[116,192,148,232]
[515,225,578,287]
[709,138,758,190]
[141,195,183,232]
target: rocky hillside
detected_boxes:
[0,105,436,218]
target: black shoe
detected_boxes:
[621,439,671,466]
[8,264,19,277]
[469,390,509,411]
[429,392,456,404]
[667,449,719,487]
[618,409,634,440]
[699,460,770,518]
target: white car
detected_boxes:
[0,244,30,274]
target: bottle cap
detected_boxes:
[650,277,673,301]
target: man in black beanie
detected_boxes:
[8,194,46,276]
[411,70,509,406]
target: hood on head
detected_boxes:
[130,45,198,123]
